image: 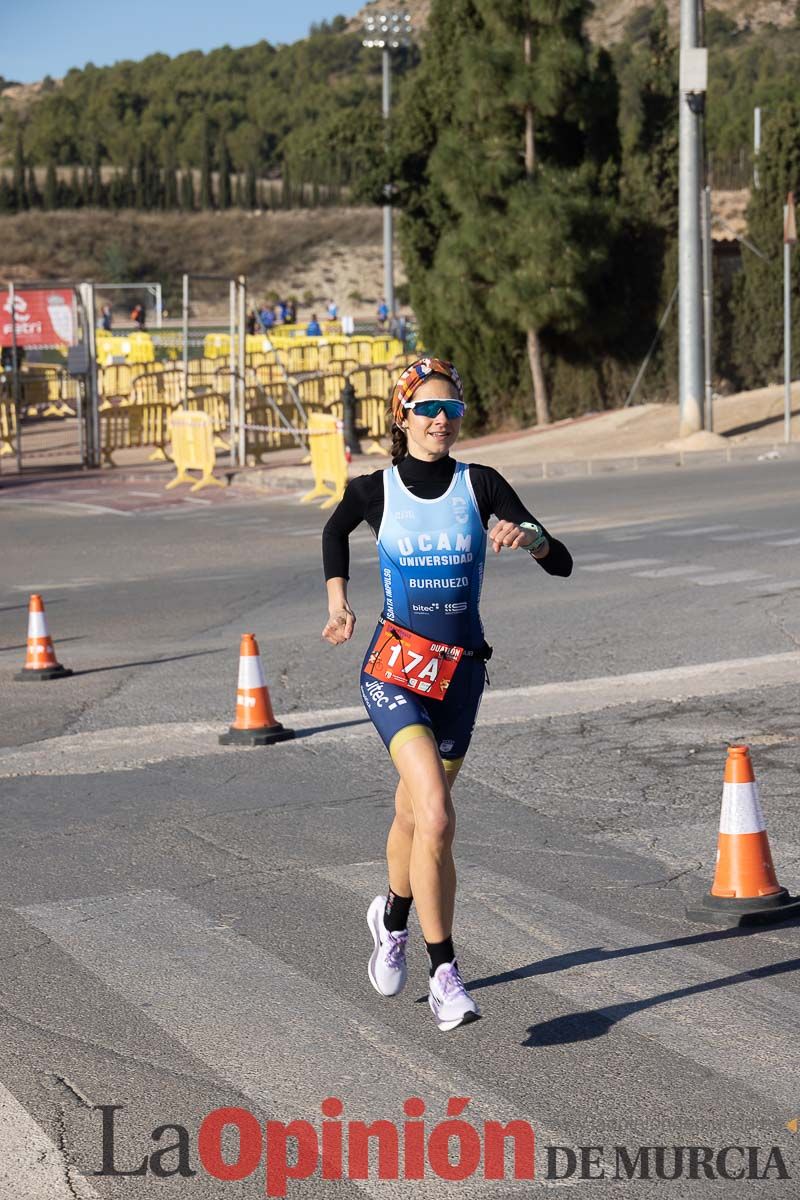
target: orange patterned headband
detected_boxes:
[391,357,463,424]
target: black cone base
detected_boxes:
[686,887,800,927]
[219,723,295,746]
[14,665,73,681]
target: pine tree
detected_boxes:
[200,117,213,209]
[109,169,127,210]
[398,0,619,426]
[233,170,243,208]
[44,161,58,210]
[217,133,232,209]
[81,165,91,207]
[12,131,27,210]
[732,100,800,386]
[0,176,14,213]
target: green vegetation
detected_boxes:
[2,5,800,416]
[0,22,415,210]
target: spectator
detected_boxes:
[259,304,275,330]
[100,304,113,332]
[286,299,296,324]
[246,309,257,336]
[377,298,389,329]
[130,303,146,330]
[327,299,338,320]
[306,313,322,337]
[278,300,289,324]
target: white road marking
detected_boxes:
[765,535,800,546]
[5,651,800,777]
[0,1082,100,1199]
[749,579,800,595]
[689,570,770,586]
[0,498,130,516]
[322,863,800,1110]
[662,524,738,537]
[18,891,566,1194]
[634,564,718,578]
[581,558,662,572]
[710,529,793,542]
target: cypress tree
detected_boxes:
[69,166,81,207]
[27,166,41,208]
[44,161,58,210]
[180,168,196,211]
[731,100,800,387]
[200,117,213,209]
[245,161,257,209]
[0,176,14,213]
[163,139,179,208]
[12,131,27,210]
[91,140,103,206]
[217,133,232,209]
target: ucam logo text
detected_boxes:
[397,533,471,556]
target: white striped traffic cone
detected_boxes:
[14,594,72,681]
[686,745,800,925]
[219,633,294,746]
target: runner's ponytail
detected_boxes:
[390,421,407,465]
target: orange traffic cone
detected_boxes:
[687,745,800,925]
[14,594,72,681]
[219,633,295,746]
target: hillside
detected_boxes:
[0,207,405,316]
[347,0,795,45]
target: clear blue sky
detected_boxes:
[1,1,363,84]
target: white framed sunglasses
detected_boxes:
[403,398,466,419]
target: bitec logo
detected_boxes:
[95,1097,535,1194]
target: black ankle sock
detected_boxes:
[383,890,412,932]
[426,936,455,976]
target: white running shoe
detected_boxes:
[428,961,480,1031]
[367,895,408,997]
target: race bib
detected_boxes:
[364,622,463,701]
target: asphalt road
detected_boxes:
[2,457,800,1199]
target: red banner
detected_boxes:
[0,288,76,347]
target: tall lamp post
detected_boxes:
[362,10,413,321]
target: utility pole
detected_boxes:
[678,0,707,437]
[784,193,796,445]
[363,11,413,321]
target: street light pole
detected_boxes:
[678,0,707,437]
[363,11,413,322]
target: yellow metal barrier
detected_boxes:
[100,403,173,465]
[0,398,17,456]
[166,410,224,492]
[300,412,347,509]
[130,369,184,406]
[96,331,155,366]
[186,391,230,449]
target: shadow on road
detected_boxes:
[70,648,225,677]
[523,952,800,1045]
[723,406,800,439]
[293,718,371,739]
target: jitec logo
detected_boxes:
[95,1099,535,1195]
[547,1145,790,1182]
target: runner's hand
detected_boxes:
[489,520,546,556]
[322,605,356,645]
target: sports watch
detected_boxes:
[519,521,548,556]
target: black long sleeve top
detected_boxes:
[322,455,573,580]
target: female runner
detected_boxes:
[322,357,572,1030]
